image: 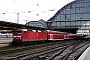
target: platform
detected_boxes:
[0,38,13,47]
[78,46,90,60]
[0,38,13,43]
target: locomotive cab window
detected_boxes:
[24,31,27,34]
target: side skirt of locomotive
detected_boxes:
[12,39,48,45]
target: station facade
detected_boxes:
[26,0,90,33]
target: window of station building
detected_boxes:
[56,22,60,27]
[29,23,31,25]
[65,22,70,28]
[51,22,56,27]
[65,9,71,14]
[71,22,75,26]
[72,3,75,8]
[86,7,90,12]
[81,21,86,25]
[56,15,60,20]
[80,0,86,3]
[71,14,75,20]
[81,8,86,13]
[60,15,65,20]
[65,22,70,26]
[87,0,90,2]
[76,3,80,7]
[65,14,67,20]
[85,21,90,25]
[80,2,86,7]
[86,13,90,19]
[86,2,90,12]
[76,21,81,26]
[86,1,90,6]
[71,8,76,14]
[76,8,86,13]
[66,15,71,20]
[76,8,80,13]
[82,14,88,20]
[37,25,42,27]
[63,8,67,14]
[61,22,65,26]
[66,5,71,9]
[60,11,64,14]
[55,22,58,28]
[75,14,83,20]
[60,9,66,14]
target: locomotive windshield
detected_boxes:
[13,31,22,34]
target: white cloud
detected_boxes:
[0,0,74,24]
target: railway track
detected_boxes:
[0,40,89,60]
[0,41,63,55]
[5,40,89,60]
[51,41,90,60]
[6,42,73,60]
[0,40,74,59]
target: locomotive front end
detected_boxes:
[12,29,23,44]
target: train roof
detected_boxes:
[47,30,68,34]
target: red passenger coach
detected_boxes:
[65,33,75,39]
[47,30,76,41]
[47,30,65,41]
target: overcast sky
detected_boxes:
[0,0,75,24]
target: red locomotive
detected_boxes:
[12,29,47,44]
[12,29,83,44]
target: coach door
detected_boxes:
[50,34,53,40]
[64,35,67,39]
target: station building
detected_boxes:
[26,0,90,33]
[25,19,47,28]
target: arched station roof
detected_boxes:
[47,0,90,33]
[48,0,76,21]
